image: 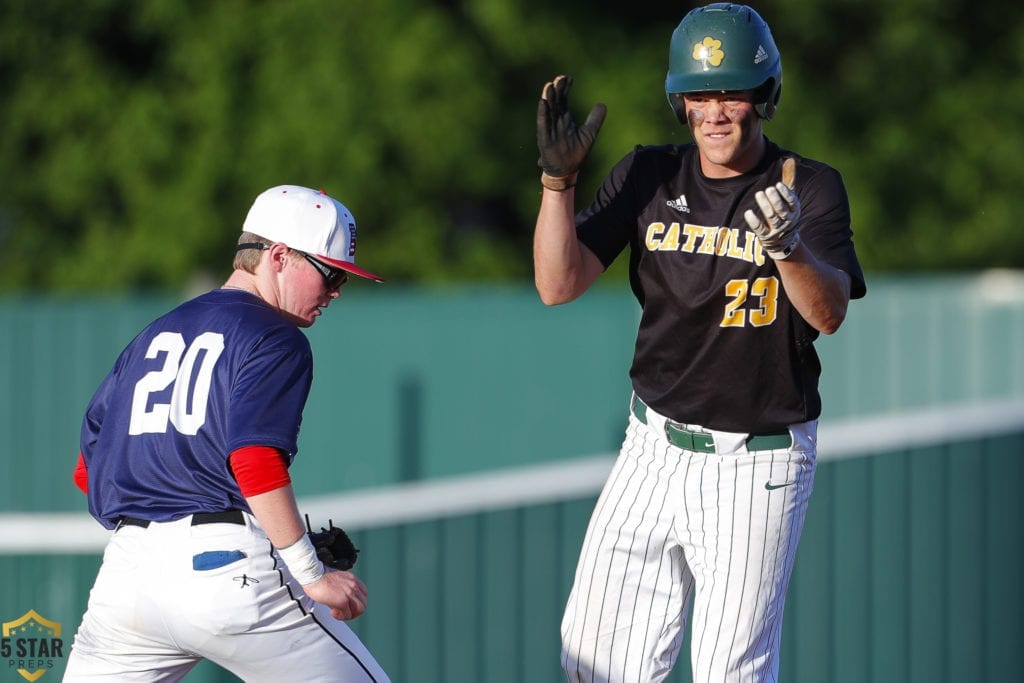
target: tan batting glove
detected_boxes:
[744,158,801,260]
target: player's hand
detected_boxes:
[536,75,607,181]
[302,567,368,621]
[744,158,801,260]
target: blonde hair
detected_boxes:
[233,232,272,273]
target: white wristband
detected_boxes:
[276,534,325,585]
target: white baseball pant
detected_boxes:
[64,512,389,682]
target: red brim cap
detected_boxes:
[318,254,385,283]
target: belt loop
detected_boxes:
[630,393,647,424]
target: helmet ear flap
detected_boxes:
[754,79,782,120]
[668,92,687,126]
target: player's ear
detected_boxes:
[266,243,291,273]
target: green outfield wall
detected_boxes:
[1,415,1022,683]
[1,272,1023,682]
[2,272,1023,509]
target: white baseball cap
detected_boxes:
[242,185,384,282]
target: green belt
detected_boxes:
[630,395,792,453]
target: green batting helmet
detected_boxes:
[665,3,782,121]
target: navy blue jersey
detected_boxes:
[80,289,313,529]
[577,140,866,432]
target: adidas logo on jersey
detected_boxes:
[666,195,690,213]
[754,45,769,65]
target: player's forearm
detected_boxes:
[776,244,852,334]
[534,189,598,305]
[245,485,307,549]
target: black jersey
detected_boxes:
[577,139,866,432]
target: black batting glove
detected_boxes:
[536,75,607,180]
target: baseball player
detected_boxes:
[534,4,866,682]
[65,185,390,682]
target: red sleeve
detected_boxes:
[228,446,292,497]
[73,452,88,495]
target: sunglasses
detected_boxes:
[235,243,348,290]
[297,251,349,290]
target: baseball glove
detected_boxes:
[305,515,359,571]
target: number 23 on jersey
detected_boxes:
[721,277,779,328]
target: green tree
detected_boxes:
[0,0,1022,293]
[766,0,1024,270]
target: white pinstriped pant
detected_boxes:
[560,399,817,683]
